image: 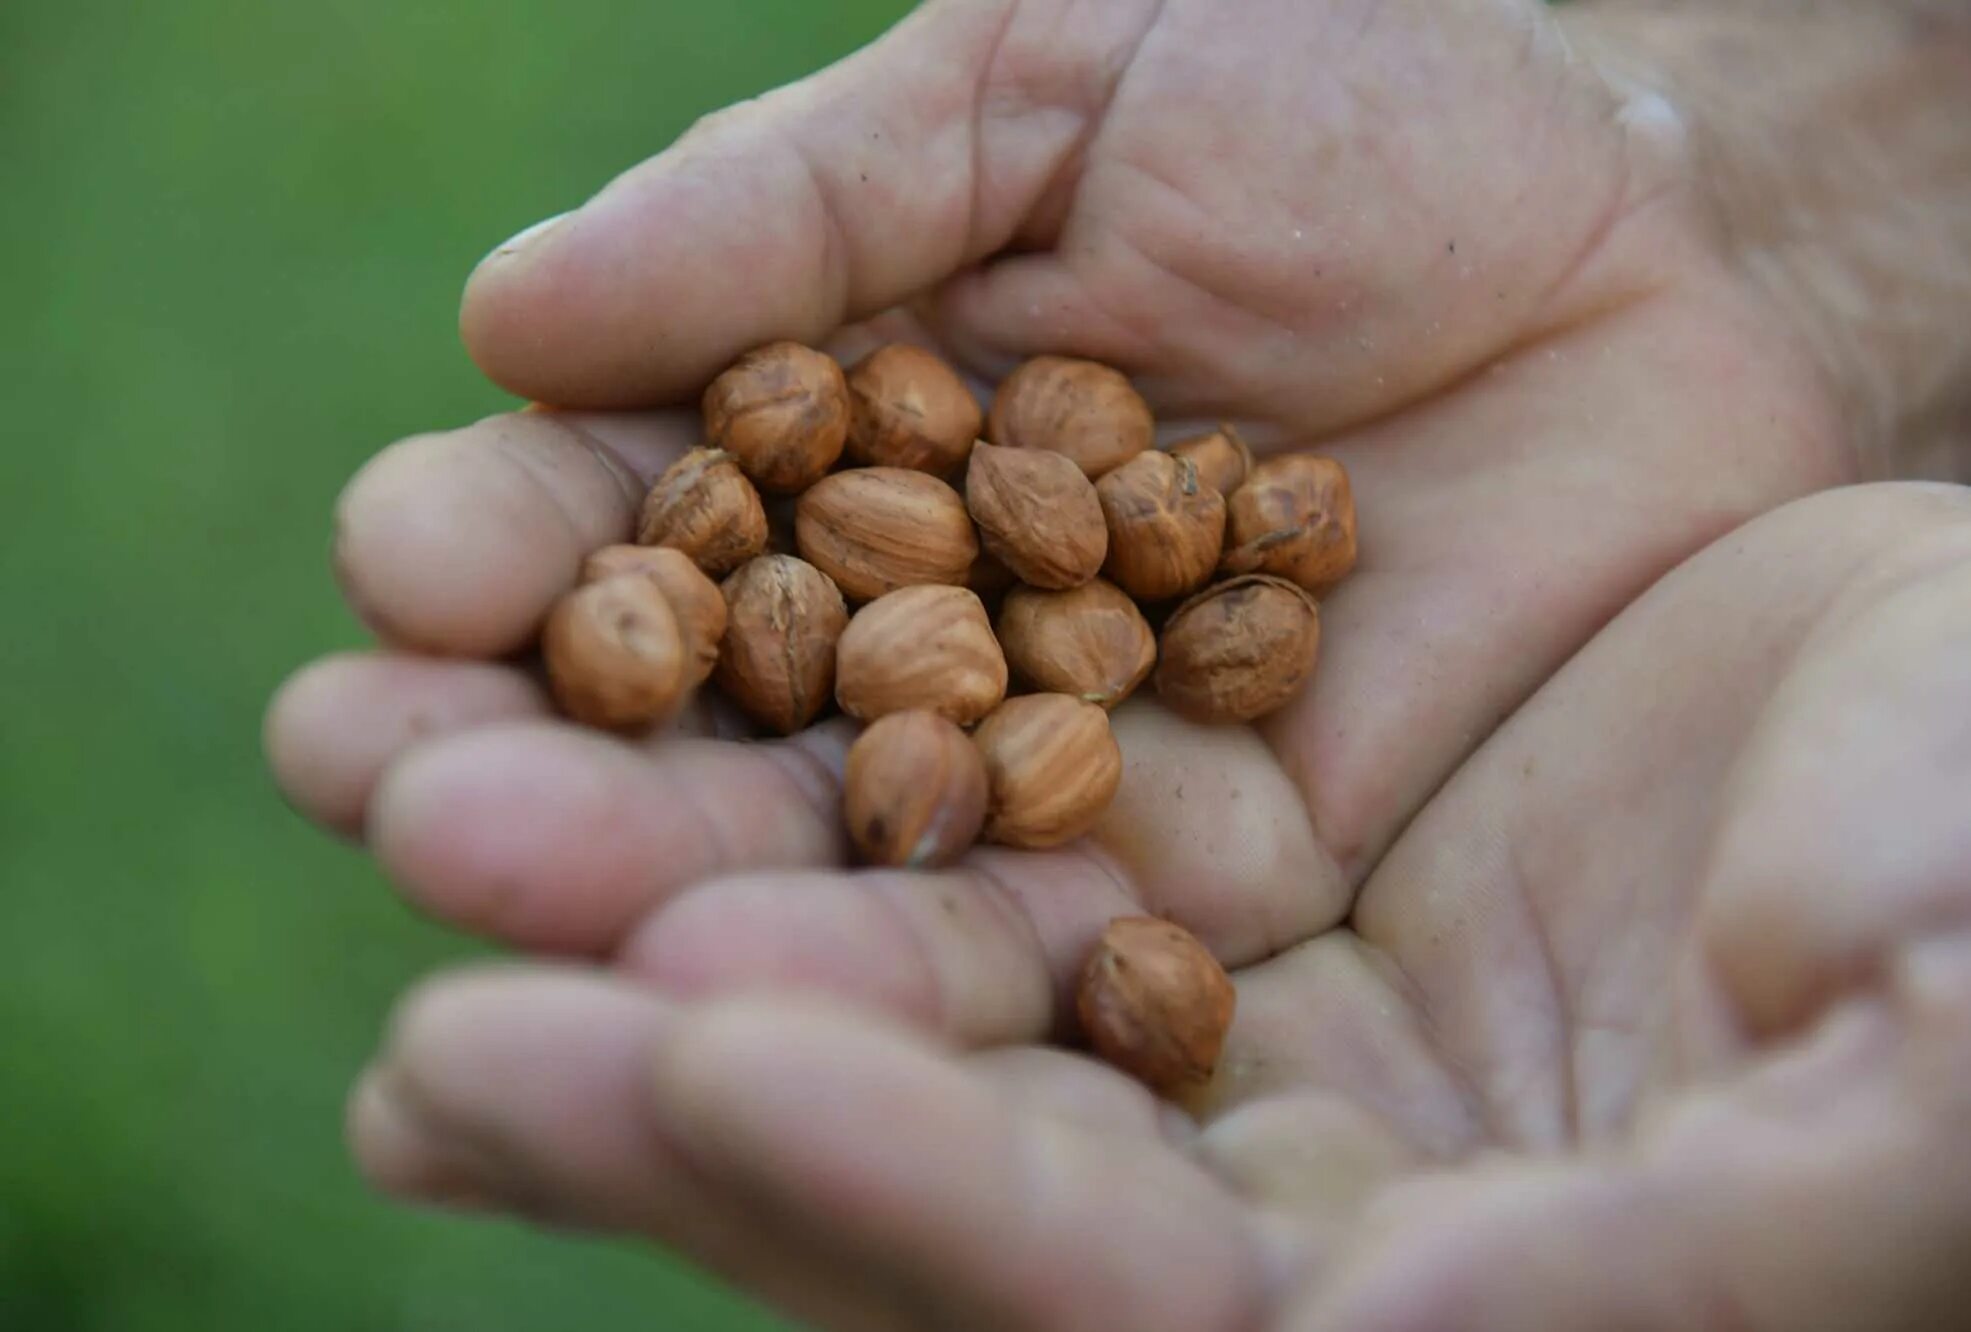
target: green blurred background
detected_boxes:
[0,1,903,1327]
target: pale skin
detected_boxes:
[265,1,1971,1327]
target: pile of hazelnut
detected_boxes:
[540,341,1355,1094]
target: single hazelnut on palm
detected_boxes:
[844,344,983,476]
[842,710,990,868]
[1155,575,1320,724]
[987,356,1153,479]
[1221,455,1357,594]
[1169,425,1253,498]
[704,341,850,493]
[996,580,1156,709]
[973,693,1122,849]
[835,585,1007,725]
[714,555,849,733]
[579,546,727,686]
[637,447,769,576]
[795,468,978,602]
[1077,917,1236,1094]
[963,442,1108,589]
[542,576,689,729]
[1096,451,1226,602]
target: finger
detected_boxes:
[1296,954,1971,1331]
[1352,484,1951,1149]
[1695,502,1971,1036]
[616,849,1134,1047]
[264,652,547,836]
[368,720,851,954]
[459,2,1168,405]
[617,700,1343,1045]
[648,997,1282,1332]
[352,967,919,1332]
[964,1046,1184,1143]
[334,409,694,656]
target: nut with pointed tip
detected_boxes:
[794,467,978,602]
[987,356,1153,478]
[1220,455,1357,594]
[835,585,1007,725]
[963,442,1108,589]
[1076,917,1235,1094]
[1169,426,1253,498]
[703,341,850,493]
[996,580,1155,709]
[542,576,689,729]
[1155,575,1320,723]
[1096,451,1226,602]
[637,447,770,576]
[845,344,982,476]
[579,546,728,686]
[714,555,849,734]
[973,693,1121,849]
[842,711,990,869]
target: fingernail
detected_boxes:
[483,211,570,264]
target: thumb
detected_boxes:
[462,0,1161,407]
[1298,959,1971,1332]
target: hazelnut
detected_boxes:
[1076,917,1235,1094]
[973,694,1122,849]
[842,710,990,868]
[578,546,728,686]
[835,585,1007,725]
[1169,425,1253,498]
[637,447,770,576]
[996,580,1156,709]
[794,468,978,602]
[844,344,982,475]
[714,555,849,734]
[1221,455,1357,594]
[703,341,850,492]
[1154,575,1320,724]
[987,356,1153,478]
[542,576,689,729]
[1096,451,1226,602]
[963,442,1107,590]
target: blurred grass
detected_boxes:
[0,1,903,1327]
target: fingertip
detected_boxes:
[266,654,547,837]
[334,413,636,656]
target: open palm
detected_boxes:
[266,1,1968,1327]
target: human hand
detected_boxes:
[262,0,1971,1324]
[347,483,1971,1330]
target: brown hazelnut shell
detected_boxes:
[987,356,1153,479]
[835,585,1008,725]
[996,580,1155,708]
[1169,425,1254,498]
[844,344,982,475]
[542,576,689,729]
[1220,455,1357,594]
[579,546,728,686]
[1096,451,1226,602]
[703,341,850,493]
[842,710,990,868]
[637,448,770,576]
[714,554,849,734]
[963,442,1108,590]
[974,693,1122,849]
[1076,916,1236,1093]
[1154,575,1320,724]
[794,468,978,603]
